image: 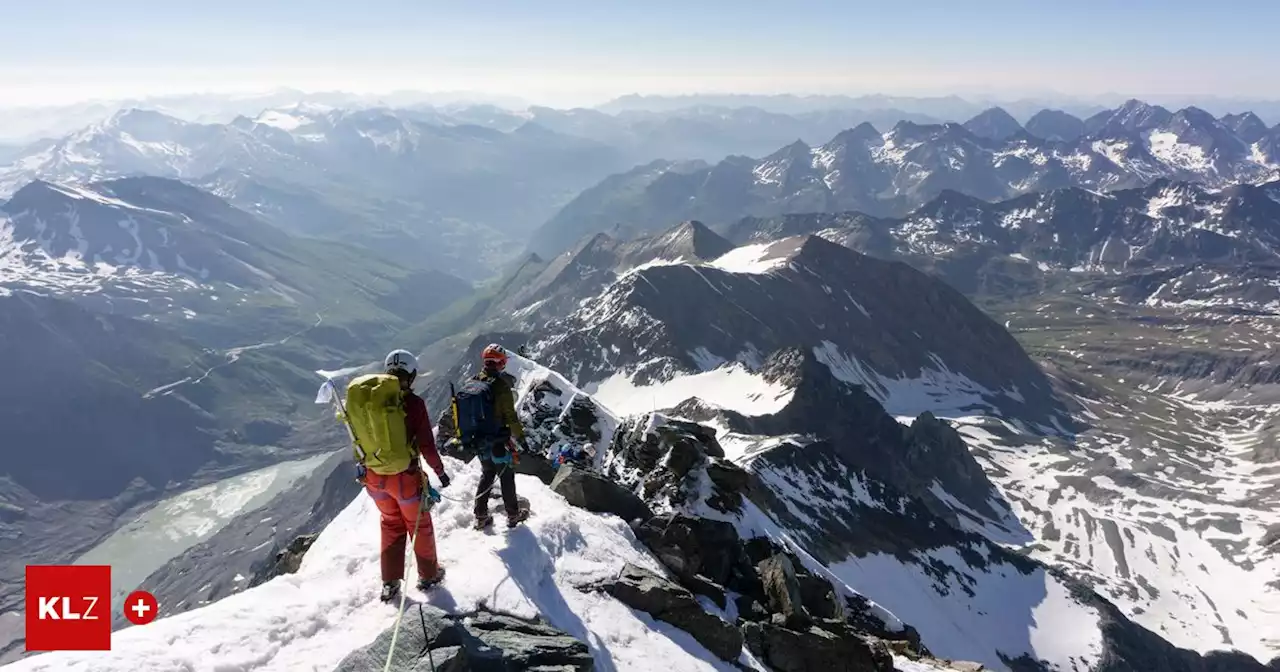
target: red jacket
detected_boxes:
[405,392,445,476]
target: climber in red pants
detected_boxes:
[355,349,451,603]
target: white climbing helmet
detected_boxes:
[383,349,418,376]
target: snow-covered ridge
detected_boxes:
[4,456,737,672]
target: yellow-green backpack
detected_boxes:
[344,373,414,475]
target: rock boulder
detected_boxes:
[592,563,743,662]
[550,465,652,523]
[333,604,594,671]
[742,620,894,672]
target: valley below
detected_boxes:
[973,293,1280,659]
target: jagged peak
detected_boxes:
[828,122,881,145]
[965,106,1019,124]
[616,220,735,272]
[563,230,618,262]
[1223,111,1264,123]
[106,107,179,125]
[764,139,811,162]
[916,188,989,213]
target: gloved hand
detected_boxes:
[355,464,367,484]
[438,472,451,489]
[492,443,508,459]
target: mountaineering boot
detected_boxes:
[506,509,530,529]
[473,514,494,530]
[379,581,401,603]
[417,567,447,591]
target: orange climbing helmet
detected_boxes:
[481,343,508,370]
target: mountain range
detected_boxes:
[531,100,1280,258]
[2,93,1280,671]
[16,216,1277,670]
[0,175,473,648]
[720,178,1280,310]
[0,106,629,278]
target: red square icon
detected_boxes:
[25,565,112,651]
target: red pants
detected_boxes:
[364,470,439,583]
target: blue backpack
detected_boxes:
[451,376,505,448]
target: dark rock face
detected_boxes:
[493,220,735,329]
[541,234,1068,429]
[794,568,843,622]
[962,107,1025,141]
[741,619,895,672]
[591,562,743,662]
[250,533,317,585]
[334,603,594,672]
[739,348,1015,528]
[549,465,652,524]
[757,554,809,627]
[844,594,929,656]
[631,514,760,602]
[1024,109,1086,142]
[606,414,746,513]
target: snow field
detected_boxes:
[587,363,794,417]
[708,242,792,275]
[727,451,1103,672]
[4,456,752,672]
[955,412,1280,662]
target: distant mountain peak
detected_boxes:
[962,107,1024,140]
[770,139,812,159]
[1222,111,1271,143]
[830,122,882,145]
[1025,109,1086,142]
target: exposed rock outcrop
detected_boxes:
[251,533,317,584]
[550,465,652,524]
[741,619,895,672]
[590,563,744,662]
[631,513,762,608]
[333,604,594,672]
[606,414,747,513]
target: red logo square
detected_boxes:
[25,565,112,651]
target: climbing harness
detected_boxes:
[383,477,431,672]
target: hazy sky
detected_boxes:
[4,0,1279,107]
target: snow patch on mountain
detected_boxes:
[709,241,793,274]
[812,340,1023,422]
[830,551,1102,670]
[587,362,794,417]
[1147,130,1211,174]
[254,109,316,132]
[0,212,205,298]
[725,448,1105,671]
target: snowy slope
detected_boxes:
[4,455,751,672]
[722,460,1104,671]
[954,396,1280,661]
[8,346,1268,671]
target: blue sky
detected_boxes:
[4,0,1278,105]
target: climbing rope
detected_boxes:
[434,463,509,503]
[382,473,431,672]
[382,458,511,672]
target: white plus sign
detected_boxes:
[132,599,151,619]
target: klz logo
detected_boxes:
[25,565,111,651]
